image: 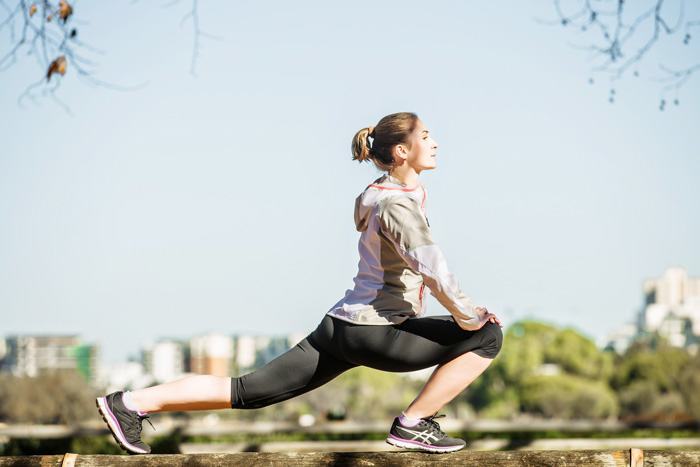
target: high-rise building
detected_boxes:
[639,267,700,348]
[604,267,700,353]
[190,334,233,377]
[234,335,256,371]
[0,335,99,381]
[72,343,100,382]
[142,340,185,383]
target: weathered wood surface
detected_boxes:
[1,450,700,466]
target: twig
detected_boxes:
[543,0,699,106]
[1,0,149,113]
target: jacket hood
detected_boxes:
[353,175,425,232]
[353,189,377,232]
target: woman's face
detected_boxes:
[399,119,439,173]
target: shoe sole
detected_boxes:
[386,434,465,453]
[96,397,149,455]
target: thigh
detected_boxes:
[340,315,502,372]
[231,329,357,409]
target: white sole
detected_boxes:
[386,435,465,453]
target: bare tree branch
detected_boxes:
[1,0,148,112]
[165,0,222,77]
[2,0,222,111]
[545,0,699,108]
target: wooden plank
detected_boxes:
[645,450,700,466]
[60,454,78,467]
[629,448,643,467]
[0,456,63,467]
[0,450,698,467]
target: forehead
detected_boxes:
[414,119,429,134]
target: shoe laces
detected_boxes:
[140,413,155,431]
[421,413,447,438]
[125,412,155,441]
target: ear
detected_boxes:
[392,144,409,162]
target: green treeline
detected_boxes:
[466,321,700,422]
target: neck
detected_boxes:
[388,165,420,187]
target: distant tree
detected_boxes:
[497,321,555,383]
[545,328,614,380]
[617,380,685,420]
[611,339,692,421]
[543,0,699,109]
[467,320,616,419]
[520,373,618,419]
[611,340,690,392]
[0,370,97,424]
[677,352,700,421]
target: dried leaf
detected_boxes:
[29,4,37,17]
[59,0,73,23]
[46,55,67,81]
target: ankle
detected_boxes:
[399,411,422,427]
[122,391,148,415]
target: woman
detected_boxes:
[96,112,503,454]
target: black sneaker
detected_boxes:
[386,413,466,453]
[96,391,153,454]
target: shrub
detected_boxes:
[521,374,618,419]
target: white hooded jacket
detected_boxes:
[326,175,484,330]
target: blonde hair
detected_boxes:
[351,112,419,172]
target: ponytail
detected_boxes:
[351,126,374,163]
[351,112,418,172]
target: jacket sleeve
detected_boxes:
[377,197,486,331]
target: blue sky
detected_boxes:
[2,1,699,363]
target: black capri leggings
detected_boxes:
[230,314,503,409]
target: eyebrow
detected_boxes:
[421,130,429,134]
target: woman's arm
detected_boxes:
[378,197,499,331]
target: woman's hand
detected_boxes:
[474,306,503,328]
[454,306,503,331]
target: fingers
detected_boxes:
[485,312,503,327]
[476,306,504,327]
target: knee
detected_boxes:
[230,376,259,409]
[477,323,503,359]
[230,375,278,410]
